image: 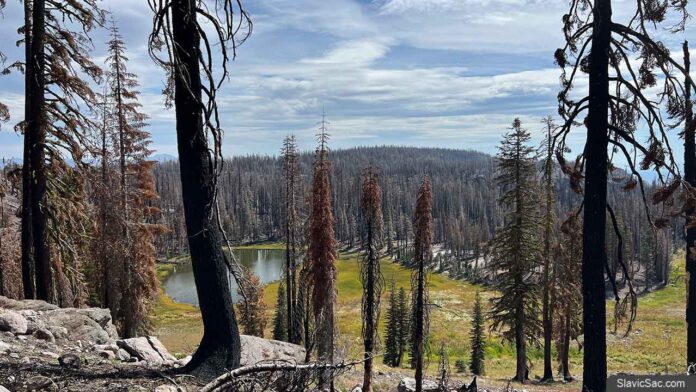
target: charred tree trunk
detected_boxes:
[171,0,241,379]
[413,257,425,392]
[561,311,572,380]
[541,121,554,382]
[514,277,527,382]
[583,0,611,389]
[28,0,52,302]
[684,41,696,372]
[21,0,34,300]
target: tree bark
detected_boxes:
[21,0,35,300]
[541,122,554,382]
[683,41,696,372]
[171,0,241,379]
[28,0,52,302]
[363,222,375,392]
[583,0,611,390]
[414,258,424,392]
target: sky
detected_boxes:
[1,0,696,160]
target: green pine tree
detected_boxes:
[396,286,409,367]
[469,291,485,375]
[383,281,400,366]
[272,283,288,341]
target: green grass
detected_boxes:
[152,246,688,387]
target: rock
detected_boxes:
[154,385,184,392]
[177,355,192,367]
[116,349,131,361]
[26,376,57,391]
[41,351,60,360]
[0,341,11,353]
[34,329,55,343]
[239,335,306,366]
[0,310,28,334]
[116,336,176,365]
[98,350,116,360]
[43,309,115,344]
[0,385,10,392]
[0,296,57,312]
[58,353,81,369]
[93,343,119,353]
[397,377,439,392]
[9,353,19,359]
[47,326,68,340]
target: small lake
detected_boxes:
[162,248,285,306]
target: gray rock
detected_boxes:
[33,329,55,343]
[26,376,57,391]
[41,351,60,359]
[0,385,10,392]
[116,336,175,365]
[47,326,68,340]
[397,377,439,392]
[0,341,11,353]
[9,353,19,359]
[154,385,184,392]
[93,343,119,353]
[116,348,131,361]
[58,353,81,369]
[98,350,116,360]
[42,309,113,344]
[0,310,28,334]
[0,296,57,312]
[239,335,306,366]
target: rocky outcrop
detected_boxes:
[398,377,439,392]
[239,335,306,366]
[117,336,176,365]
[0,310,28,334]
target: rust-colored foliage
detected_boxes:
[236,267,268,337]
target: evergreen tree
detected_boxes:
[411,177,433,392]
[383,281,399,367]
[307,115,338,390]
[281,134,301,343]
[488,118,542,383]
[469,291,485,376]
[396,286,410,367]
[437,342,450,392]
[273,283,288,342]
[236,267,268,338]
[360,166,384,392]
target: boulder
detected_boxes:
[397,377,439,392]
[0,296,57,312]
[98,350,116,360]
[116,349,131,361]
[0,341,11,353]
[0,385,10,392]
[0,310,28,334]
[42,309,115,344]
[116,337,176,365]
[239,335,306,366]
[34,329,55,343]
[58,353,81,369]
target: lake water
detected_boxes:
[162,248,285,306]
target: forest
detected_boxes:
[0,0,695,392]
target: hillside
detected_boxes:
[153,244,687,390]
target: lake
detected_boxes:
[162,248,285,306]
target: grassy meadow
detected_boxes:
[152,244,687,389]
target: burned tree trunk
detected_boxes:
[684,41,696,372]
[21,0,34,300]
[170,0,241,378]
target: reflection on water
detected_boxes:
[162,248,285,306]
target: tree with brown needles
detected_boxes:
[148,0,252,378]
[553,212,582,381]
[307,115,338,390]
[555,0,692,388]
[539,116,556,382]
[411,177,433,392]
[488,119,542,383]
[11,0,104,304]
[360,165,384,392]
[237,267,268,338]
[282,134,301,344]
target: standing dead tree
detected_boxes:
[360,166,384,392]
[281,134,301,344]
[555,0,692,388]
[148,0,252,379]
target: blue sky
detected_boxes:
[1,0,695,160]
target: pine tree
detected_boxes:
[396,286,410,367]
[383,281,399,367]
[469,291,485,376]
[236,267,268,338]
[360,166,384,392]
[307,114,338,389]
[411,177,433,392]
[273,283,288,342]
[281,134,301,343]
[488,118,542,383]
[437,342,450,392]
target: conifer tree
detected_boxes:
[307,115,338,389]
[437,342,450,392]
[236,267,268,338]
[383,281,399,367]
[411,177,433,392]
[281,134,301,343]
[469,291,485,376]
[488,118,542,383]
[273,283,288,342]
[360,166,384,392]
[396,286,410,367]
